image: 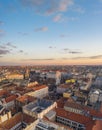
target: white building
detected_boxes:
[6,74,23,80]
[0,111,11,124]
[27,81,38,87]
[56,71,61,85]
[57,84,69,94]
[46,71,56,79]
[2,95,17,109]
[26,85,48,98]
[35,119,69,130]
[89,90,99,103]
[23,99,57,119]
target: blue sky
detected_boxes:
[0,0,102,65]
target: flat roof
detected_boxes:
[24,99,54,114]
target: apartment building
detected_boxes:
[0,112,36,130]
[2,95,18,109]
[55,108,94,130]
[23,99,57,119]
[26,85,48,98]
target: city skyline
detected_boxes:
[0,0,102,65]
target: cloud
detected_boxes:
[0,42,17,50]
[0,49,10,55]
[49,46,53,49]
[71,55,102,60]
[0,42,16,56]
[53,14,78,23]
[34,26,48,32]
[58,0,74,12]
[60,48,69,54]
[63,48,70,51]
[55,16,78,23]
[60,48,68,54]
[46,0,74,15]
[0,42,25,57]
[53,14,62,22]
[61,48,82,54]
[19,0,74,15]
[19,50,24,53]
[21,54,102,62]
[69,51,82,54]
[22,58,55,61]
[49,46,56,49]
[0,45,7,49]
[89,55,102,59]
[5,42,17,48]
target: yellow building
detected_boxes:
[63,92,72,98]
[7,74,23,79]
[65,79,76,84]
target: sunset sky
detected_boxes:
[0,0,102,65]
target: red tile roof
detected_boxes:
[5,95,18,103]
[23,113,35,124]
[0,113,22,129]
[57,97,68,108]
[63,97,102,119]
[64,101,83,110]
[0,90,8,96]
[15,87,25,91]
[0,112,36,130]
[55,108,95,130]
[32,85,48,91]
[84,107,102,118]
[16,95,36,103]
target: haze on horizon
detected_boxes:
[0,0,102,65]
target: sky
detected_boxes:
[0,0,102,65]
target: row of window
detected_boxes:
[56,116,85,130]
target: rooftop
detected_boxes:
[32,85,48,91]
[5,95,18,103]
[0,112,36,130]
[0,112,22,130]
[0,90,8,97]
[16,95,36,103]
[63,97,102,119]
[24,99,54,114]
[45,110,56,120]
[56,108,92,124]
[65,102,83,111]
[36,118,73,130]
[55,108,95,130]
[57,97,68,108]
